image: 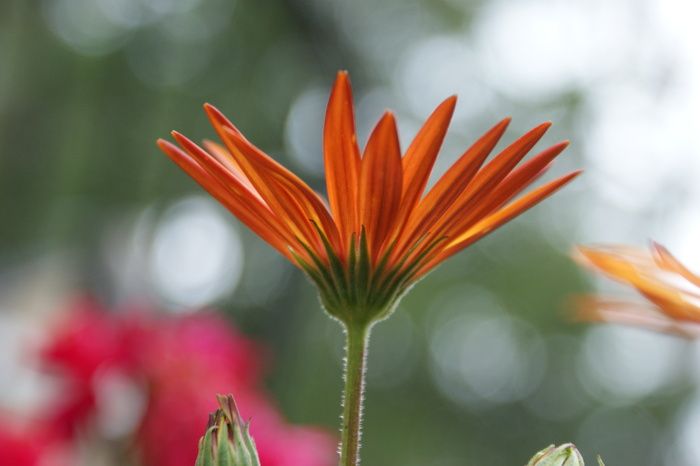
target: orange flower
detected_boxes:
[575,243,700,337]
[158,71,580,324]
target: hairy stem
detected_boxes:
[339,321,370,466]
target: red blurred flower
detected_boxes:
[38,297,336,466]
[0,423,42,466]
[136,313,334,466]
[0,420,70,466]
[40,296,141,440]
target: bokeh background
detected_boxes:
[1,0,700,465]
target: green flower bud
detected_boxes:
[195,394,260,466]
[527,444,585,466]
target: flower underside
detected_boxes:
[158,71,580,324]
[292,226,445,323]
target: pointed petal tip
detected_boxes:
[526,121,553,137]
[650,240,673,262]
[171,131,200,151]
[203,102,221,118]
[157,138,186,159]
[537,121,553,132]
[203,103,232,127]
[425,94,457,120]
[490,116,512,133]
[380,110,397,123]
[170,130,188,143]
[516,121,553,142]
[156,138,172,150]
[444,94,458,109]
[563,169,584,182]
[545,140,571,155]
[650,239,666,251]
[498,116,512,128]
[334,70,351,87]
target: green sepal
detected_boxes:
[290,248,341,310]
[195,428,215,466]
[356,228,371,307]
[347,233,358,305]
[311,222,352,310]
[294,224,447,326]
[216,423,233,466]
[296,240,343,307]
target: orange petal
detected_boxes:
[203,103,244,140]
[576,246,659,290]
[172,131,322,257]
[201,105,339,254]
[577,245,700,322]
[359,112,403,260]
[202,139,259,199]
[652,242,700,287]
[435,122,552,237]
[392,96,457,232]
[637,287,700,322]
[401,122,553,265]
[157,139,295,262]
[446,140,570,238]
[419,170,582,274]
[323,71,362,245]
[395,117,511,255]
[221,127,343,258]
[574,296,700,338]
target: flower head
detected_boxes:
[526,444,585,466]
[158,72,580,324]
[0,424,42,466]
[195,394,260,466]
[575,243,700,337]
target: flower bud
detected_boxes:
[195,394,260,466]
[527,444,585,466]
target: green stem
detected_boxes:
[339,321,370,466]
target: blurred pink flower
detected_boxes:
[0,423,42,466]
[39,297,336,466]
[0,420,70,466]
[40,296,141,440]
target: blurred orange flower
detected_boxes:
[159,71,580,322]
[575,243,700,337]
